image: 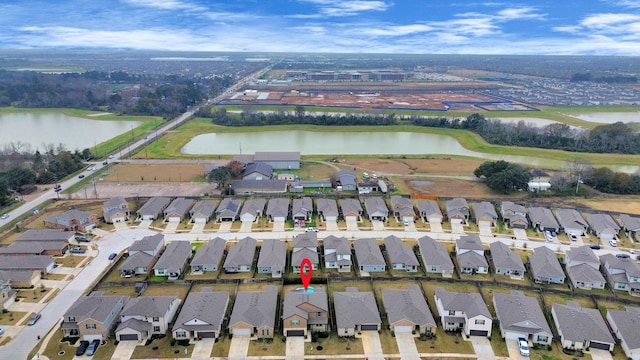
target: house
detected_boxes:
[552,302,614,351]
[0,240,69,257]
[190,237,226,273]
[229,286,278,338]
[332,170,357,191]
[266,198,290,222]
[384,235,419,272]
[357,181,380,194]
[189,200,218,223]
[620,214,640,240]
[277,173,295,181]
[116,296,180,342]
[564,245,606,290]
[489,242,525,280]
[471,201,498,227]
[0,271,16,310]
[587,213,620,242]
[600,253,640,296]
[456,235,488,275]
[0,255,55,273]
[323,235,351,272]
[44,209,98,232]
[153,241,192,279]
[364,197,389,222]
[61,292,128,341]
[242,162,273,180]
[231,179,288,194]
[239,198,265,222]
[215,198,241,222]
[382,285,436,335]
[555,208,588,236]
[316,198,338,222]
[445,198,470,224]
[163,198,194,223]
[434,287,492,337]
[418,235,454,278]
[528,247,565,284]
[493,291,552,344]
[353,238,386,273]
[119,234,164,277]
[223,237,257,273]
[257,239,286,278]
[417,200,443,223]
[136,197,171,221]
[334,288,381,336]
[292,232,318,273]
[0,269,40,289]
[172,290,230,341]
[340,199,363,222]
[501,201,528,229]
[282,288,329,337]
[233,151,300,170]
[528,181,551,191]
[15,229,75,243]
[292,197,313,221]
[527,208,558,234]
[103,196,130,223]
[606,306,640,360]
[390,196,416,223]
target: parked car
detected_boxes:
[27,313,41,326]
[403,219,410,226]
[86,339,100,356]
[305,227,318,232]
[75,236,91,243]
[0,327,4,335]
[0,214,8,220]
[518,337,530,357]
[590,244,601,250]
[609,239,618,247]
[76,340,90,356]
[87,166,95,171]
[569,233,578,241]
[102,161,108,165]
[108,155,114,159]
[108,253,117,260]
[78,174,85,179]
[69,247,86,254]
[616,253,631,258]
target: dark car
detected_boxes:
[76,340,90,356]
[102,161,108,165]
[108,253,117,260]
[590,244,601,250]
[78,174,85,179]
[86,339,100,356]
[616,253,631,259]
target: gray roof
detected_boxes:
[129,234,164,253]
[316,198,338,217]
[382,285,435,327]
[44,209,93,224]
[293,232,318,249]
[489,242,525,272]
[620,214,640,231]
[418,236,454,271]
[353,238,386,267]
[390,196,415,217]
[528,207,559,230]
[216,198,241,218]
[502,201,526,216]
[587,213,620,235]
[384,235,419,266]
[164,198,194,217]
[153,241,192,273]
[0,269,39,283]
[292,197,313,217]
[121,296,178,317]
[364,197,389,217]
[104,196,128,210]
[601,253,640,278]
[65,295,129,323]
[457,234,484,252]
[240,198,266,217]
[0,240,68,255]
[191,238,226,267]
[458,251,489,269]
[172,291,229,333]
[565,245,599,265]
[116,318,151,333]
[552,303,614,344]
[119,251,154,271]
[229,286,278,328]
[445,198,469,214]
[416,200,442,218]
[0,255,54,271]
[334,170,357,188]
[257,239,286,269]
[340,198,362,216]
[334,288,381,329]
[282,288,328,324]
[323,235,350,265]
[243,162,273,177]
[555,208,587,230]
[494,291,551,336]
[434,287,491,318]
[266,198,290,218]
[529,247,564,279]
[231,179,288,192]
[567,263,606,284]
[137,197,171,216]
[190,200,218,218]
[223,237,257,268]
[607,307,640,350]
[472,201,498,221]
[16,229,74,242]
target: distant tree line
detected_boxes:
[583,167,640,195]
[570,72,638,84]
[208,106,396,126]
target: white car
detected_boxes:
[609,239,618,247]
[0,327,4,335]
[0,214,9,220]
[518,338,530,357]
[108,155,114,159]
[569,233,578,241]
[87,166,95,171]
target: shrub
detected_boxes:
[170,338,176,346]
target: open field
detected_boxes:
[101,163,207,183]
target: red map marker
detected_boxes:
[300,258,312,291]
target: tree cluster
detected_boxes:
[570,72,638,84]
[474,160,532,194]
[206,161,244,194]
[583,167,640,195]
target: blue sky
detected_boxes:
[1,0,640,55]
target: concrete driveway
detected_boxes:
[506,339,521,358]
[240,221,253,232]
[163,222,179,233]
[191,338,216,359]
[137,219,152,229]
[470,336,496,360]
[113,221,129,231]
[451,223,465,234]
[395,332,419,360]
[286,336,305,360]
[513,228,528,240]
[404,222,417,232]
[190,223,205,233]
[361,331,384,360]
[228,334,251,360]
[429,221,443,233]
[111,340,139,360]
[272,220,285,232]
[325,220,339,231]
[479,224,493,237]
[372,220,385,231]
[218,222,233,233]
[346,220,359,231]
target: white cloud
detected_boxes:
[296,0,390,17]
[122,0,204,11]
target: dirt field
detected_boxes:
[69,182,216,199]
[100,163,206,183]
[339,157,481,176]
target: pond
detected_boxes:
[567,112,640,124]
[0,112,141,151]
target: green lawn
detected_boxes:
[413,330,475,354]
[305,333,364,355]
[247,337,286,356]
[131,335,194,359]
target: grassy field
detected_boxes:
[101,163,207,183]
[131,335,194,359]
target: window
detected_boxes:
[448,310,455,316]
[153,326,161,332]
[262,329,269,336]
[85,323,96,329]
[474,319,485,325]
[68,316,76,322]
[176,331,186,338]
[152,317,159,322]
[537,335,548,343]
[344,328,349,334]
[317,312,323,316]
[291,319,300,325]
[431,266,438,272]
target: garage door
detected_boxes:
[504,331,525,341]
[119,334,139,341]
[325,216,337,221]
[273,216,285,222]
[479,221,491,227]
[361,325,378,331]
[241,215,255,222]
[590,341,611,350]
[402,217,414,223]
[194,218,206,224]
[428,217,442,223]
[198,332,216,338]
[394,326,412,333]
[451,218,462,224]
[143,215,154,220]
[168,216,181,222]
[469,330,489,337]
[84,334,102,342]
[233,328,251,336]
[345,216,357,222]
[286,330,305,337]
[512,223,526,229]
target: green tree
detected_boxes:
[474,160,532,194]
[207,166,234,193]
[3,167,37,190]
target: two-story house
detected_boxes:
[456,235,488,274]
[445,198,469,224]
[564,245,606,290]
[390,195,416,223]
[116,296,180,342]
[434,287,492,337]
[323,235,351,272]
[601,254,640,296]
[103,196,130,224]
[291,232,318,273]
[119,234,164,277]
[282,288,329,337]
[61,292,128,341]
[501,201,528,229]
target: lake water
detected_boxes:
[567,112,640,124]
[0,112,141,151]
